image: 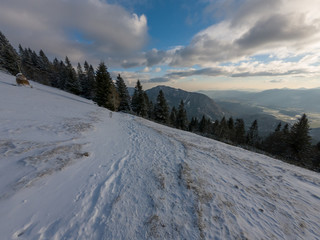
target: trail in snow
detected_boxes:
[0,71,320,239]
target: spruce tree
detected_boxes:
[0,31,20,75]
[64,57,81,95]
[246,120,259,146]
[289,114,312,160]
[199,115,208,133]
[176,100,188,130]
[77,63,87,96]
[170,106,177,126]
[154,90,169,124]
[218,116,228,139]
[227,117,235,141]
[84,62,96,100]
[234,118,246,144]
[188,117,199,132]
[116,74,131,112]
[132,80,148,117]
[95,62,110,107]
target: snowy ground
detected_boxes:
[1,71,320,239]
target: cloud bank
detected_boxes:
[0,0,148,65]
[121,0,320,81]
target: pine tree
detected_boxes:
[289,114,312,160]
[234,118,246,144]
[84,62,96,99]
[64,57,81,95]
[246,120,259,146]
[170,106,177,126]
[132,80,148,117]
[217,116,228,139]
[95,62,110,107]
[148,100,155,119]
[0,31,20,75]
[116,74,131,112]
[188,117,199,132]
[199,115,208,133]
[176,100,188,130]
[227,117,235,141]
[263,122,289,157]
[154,90,169,124]
[77,63,86,96]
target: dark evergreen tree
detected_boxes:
[116,74,131,112]
[263,122,290,157]
[148,100,155,119]
[199,115,209,133]
[176,100,188,130]
[234,118,246,144]
[289,114,312,161]
[217,116,228,139]
[95,62,110,107]
[188,117,199,132]
[83,62,96,99]
[246,120,259,146]
[0,31,20,75]
[154,90,169,124]
[170,106,177,126]
[212,120,220,137]
[106,81,120,111]
[142,92,150,118]
[64,57,81,95]
[131,80,148,117]
[58,60,68,89]
[77,63,86,96]
[227,117,235,141]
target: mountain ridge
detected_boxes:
[146,85,224,120]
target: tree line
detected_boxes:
[1,31,319,171]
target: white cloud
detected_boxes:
[0,0,148,65]
[111,70,150,85]
[142,67,150,72]
[154,67,162,73]
[130,0,320,81]
[169,0,320,67]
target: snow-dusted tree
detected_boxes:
[154,90,169,124]
[116,74,131,112]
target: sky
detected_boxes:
[1,0,320,91]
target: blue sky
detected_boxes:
[1,0,320,90]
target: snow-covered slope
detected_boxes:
[1,71,320,239]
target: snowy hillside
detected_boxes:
[1,71,320,240]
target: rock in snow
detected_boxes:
[0,71,320,239]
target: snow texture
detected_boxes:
[0,71,320,239]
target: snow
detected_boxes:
[1,71,320,239]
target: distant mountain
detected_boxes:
[200,88,320,141]
[200,88,320,113]
[146,86,223,120]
